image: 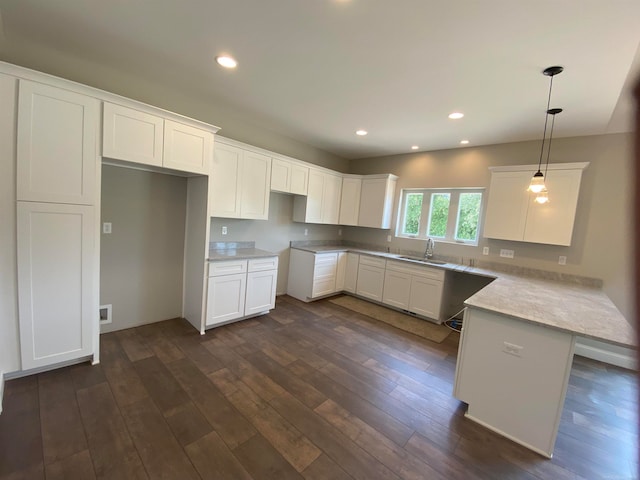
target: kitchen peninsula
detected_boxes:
[287,242,636,458]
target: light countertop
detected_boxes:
[290,245,636,349]
[208,247,277,261]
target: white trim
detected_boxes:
[0,61,220,133]
[4,356,92,380]
[488,162,589,172]
[0,372,4,415]
[574,342,637,370]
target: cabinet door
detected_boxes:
[343,253,359,293]
[245,270,277,315]
[271,158,291,192]
[523,170,582,246]
[339,177,362,226]
[305,170,325,223]
[17,202,95,369]
[17,81,98,205]
[409,276,443,320]
[335,252,347,291]
[211,143,242,217]
[356,265,385,302]
[206,273,246,326]
[240,150,271,219]
[382,270,411,310]
[290,163,309,195]
[358,176,396,229]
[483,171,531,241]
[102,102,164,167]
[323,173,343,225]
[163,119,213,175]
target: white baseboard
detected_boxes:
[574,342,637,370]
[0,371,5,415]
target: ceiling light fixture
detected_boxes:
[215,55,237,69]
[411,145,419,150]
[528,66,563,194]
[460,140,469,145]
[355,129,368,136]
[448,112,464,120]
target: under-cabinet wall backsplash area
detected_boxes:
[100,165,187,332]
[209,192,341,294]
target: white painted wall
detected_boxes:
[0,73,21,375]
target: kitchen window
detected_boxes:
[397,188,485,245]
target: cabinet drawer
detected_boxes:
[209,259,247,277]
[386,259,445,281]
[248,256,279,272]
[359,255,386,268]
[312,278,336,298]
[315,252,338,266]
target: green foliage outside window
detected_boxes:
[427,193,450,237]
[403,193,423,234]
[455,192,482,241]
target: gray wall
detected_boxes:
[210,192,342,294]
[346,133,634,323]
[100,165,187,332]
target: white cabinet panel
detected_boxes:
[356,264,385,302]
[271,158,291,193]
[339,176,362,226]
[483,164,587,246]
[303,170,325,223]
[163,119,213,175]
[382,270,411,310]
[17,80,98,205]
[245,270,277,315]
[211,143,242,217]
[343,253,359,293]
[290,163,309,195]
[293,169,342,225]
[335,252,347,291]
[207,272,246,326]
[323,173,342,225]
[102,102,163,167]
[17,202,95,369]
[358,175,397,229]
[240,150,271,220]
[409,276,444,319]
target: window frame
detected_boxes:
[396,187,485,246]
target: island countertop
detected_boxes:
[290,245,636,349]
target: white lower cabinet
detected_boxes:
[335,252,347,291]
[343,253,359,293]
[356,255,386,302]
[207,257,278,327]
[17,202,95,369]
[287,249,343,301]
[382,259,446,321]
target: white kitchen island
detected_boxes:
[453,271,636,458]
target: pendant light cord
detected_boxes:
[536,75,555,173]
[544,113,556,178]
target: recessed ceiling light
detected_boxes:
[448,112,464,119]
[411,145,419,150]
[460,140,470,145]
[215,55,237,69]
[356,129,368,136]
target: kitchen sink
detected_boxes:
[397,256,446,265]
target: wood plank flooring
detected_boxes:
[1,295,637,479]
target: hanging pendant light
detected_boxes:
[534,107,562,204]
[528,66,563,193]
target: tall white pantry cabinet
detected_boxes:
[16,80,100,369]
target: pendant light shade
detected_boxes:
[528,66,563,193]
[534,186,550,204]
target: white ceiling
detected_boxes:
[1,0,639,159]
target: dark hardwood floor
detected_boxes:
[1,295,637,479]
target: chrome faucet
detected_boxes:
[424,238,435,259]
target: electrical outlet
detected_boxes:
[387,235,392,242]
[482,247,489,255]
[499,249,514,259]
[558,255,567,265]
[221,226,227,235]
[503,341,523,357]
[102,222,112,234]
[304,228,308,236]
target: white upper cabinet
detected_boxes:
[483,163,588,246]
[17,80,99,205]
[271,157,309,195]
[163,119,213,175]
[293,168,342,225]
[358,174,398,229]
[339,175,362,226]
[103,102,214,175]
[102,102,164,167]
[211,140,271,220]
